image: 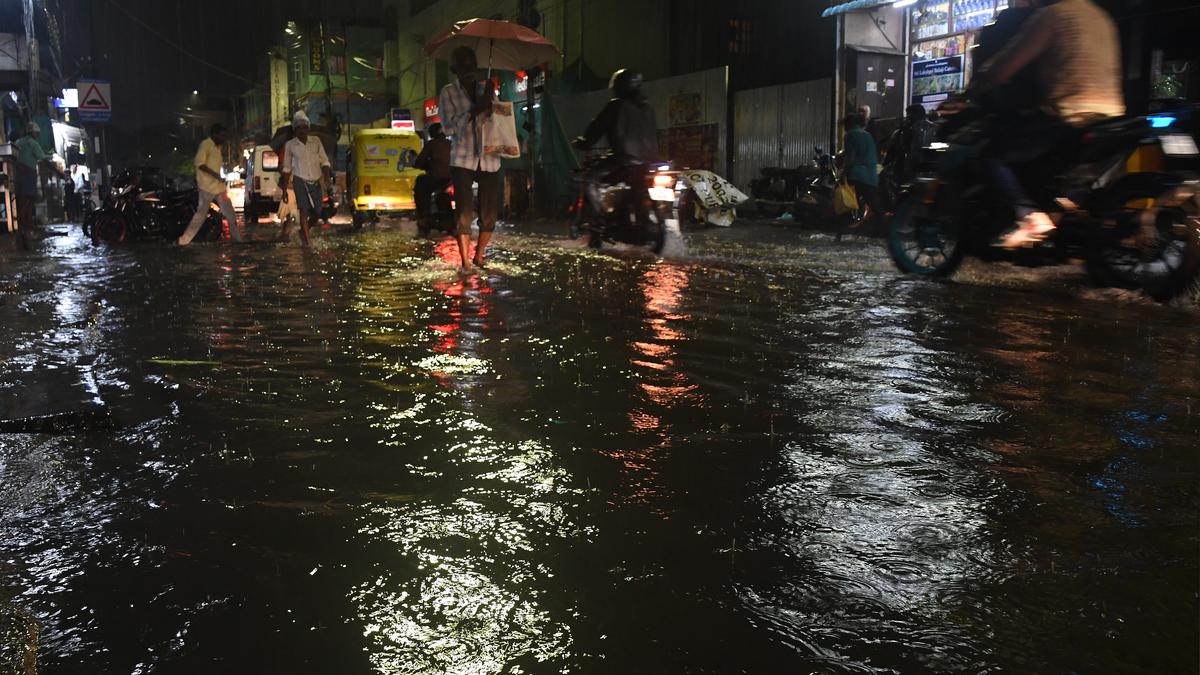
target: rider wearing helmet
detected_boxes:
[572,69,660,229]
[414,123,452,226]
[573,69,658,165]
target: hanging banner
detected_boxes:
[270,57,289,131]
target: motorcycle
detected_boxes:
[887,108,1200,301]
[416,177,456,238]
[750,164,813,219]
[568,154,678,254]
[791,147,839,220]
[88,171,226,245]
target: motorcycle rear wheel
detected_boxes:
[92,213,128,245]
[887,191,967,277]
[1086,186,1200,302]
[646,205,668,255]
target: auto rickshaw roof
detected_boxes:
[355,128,420,140]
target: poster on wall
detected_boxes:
[656,124,718,170]
[668,92,704,127]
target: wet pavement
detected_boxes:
[0,220,1197,674]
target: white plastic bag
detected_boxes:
[682,170,748,226]
[482,101,521,159]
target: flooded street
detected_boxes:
[1,221,1197,673]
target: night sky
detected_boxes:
[65,0,386,133]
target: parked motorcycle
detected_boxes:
[568,154,678,254]
[88,171,225,244]
[749,164,812,218]
[887,108,1200,301]
[791,147,839,220]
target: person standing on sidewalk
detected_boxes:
[178,123,241,245]
[13,122,63,249]
[439,46,500,271]
[280,111,332,246]
[843,113,882,232]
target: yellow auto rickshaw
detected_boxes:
[348,128,424,228]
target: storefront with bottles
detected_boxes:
[907,0,1010,111]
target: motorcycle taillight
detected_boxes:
[447,184,455,197]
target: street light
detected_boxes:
[192,89,199,95]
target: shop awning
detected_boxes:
[51,122,88,156]
[821,0,895,17]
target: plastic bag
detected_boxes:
[482,101,521,159]
[833,181,858,215]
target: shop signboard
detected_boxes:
[911,55,963,104]
[424,98,440,125]
[270,57,289,131]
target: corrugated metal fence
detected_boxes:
[732,78,832,190]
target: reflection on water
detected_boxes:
[0,226,1196,673]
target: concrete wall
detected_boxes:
[390,0,675,116]
[732,79,832,190]
[843,7,906,52]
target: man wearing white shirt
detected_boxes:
[280,111,332,245]
[439,46,500,270]
[179,123,241,245]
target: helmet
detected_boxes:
[609,69,644,100]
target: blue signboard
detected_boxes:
[911,57,963,79]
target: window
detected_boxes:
[328,54,346,76]
[728,19,753,55]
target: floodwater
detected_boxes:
[0,222,1197,674]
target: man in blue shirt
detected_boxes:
[843,112,881,230]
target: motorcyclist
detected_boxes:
[414,122,452,226]
[969,0,1125,248]
[971,0,1039,112]
[883,104,937,188]
[572,69,659,228]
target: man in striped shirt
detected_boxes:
[439,46,500,271]
[972,0,1124,249]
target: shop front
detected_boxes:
[822,0,1012,143]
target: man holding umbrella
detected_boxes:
[439,46,501,271]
